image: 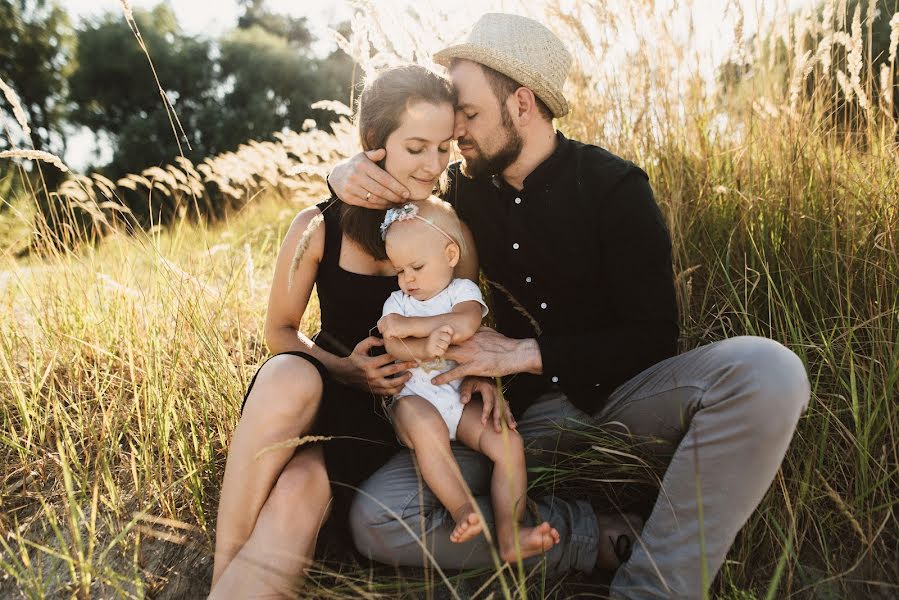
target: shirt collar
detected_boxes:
[489,130,571,192]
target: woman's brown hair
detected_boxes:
[340,65,456,260]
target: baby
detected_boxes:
[376,197,560,562]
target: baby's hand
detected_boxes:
[426,325,454,357]
[378,313,407,339]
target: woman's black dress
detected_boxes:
[241,198,400,533]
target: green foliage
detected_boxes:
[68,5,217,178]
[0,0,73,155]
[67,2,354,184]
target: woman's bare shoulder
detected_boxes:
[284,204,327,263]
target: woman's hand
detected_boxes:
[333,336,415,396]
[328,149,411,209]
[459,376,517,433]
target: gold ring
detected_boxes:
[365,191,372,201]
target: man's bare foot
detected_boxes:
[595,512,644,570]
[450,504,483,543]
[499,521,561,562]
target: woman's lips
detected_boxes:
[411,176,434,185]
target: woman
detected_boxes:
[209,65,488,599]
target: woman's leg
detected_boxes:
[211,354,324,588]
[455,401,560,562]
[391,395,483,543]
[209,445,331,599]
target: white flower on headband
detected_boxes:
[380,203,419,240]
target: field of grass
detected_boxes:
[1,1,898,598]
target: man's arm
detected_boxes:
[433,173,678,393]
[432,329,542,385]
[534,173,678,395]
[328,149,411,208]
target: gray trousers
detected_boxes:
[349,336,810,599]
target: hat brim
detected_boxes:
[434,44,569,118]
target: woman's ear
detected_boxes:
[445,242,460,268]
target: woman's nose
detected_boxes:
[427,150,442,174]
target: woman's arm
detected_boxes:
[264,206,414,396]
[263,206,340,366]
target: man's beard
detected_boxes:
[459,112,523,180]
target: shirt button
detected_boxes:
[525,276,532,283]
[551,376,559,383]
[540,302,548,309]
[514,197,522,204]
[512,243,520,250]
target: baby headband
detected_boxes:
[380,203,456,245]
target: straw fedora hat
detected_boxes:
[434,13,573,118]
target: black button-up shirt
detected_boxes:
[444,131,679,415]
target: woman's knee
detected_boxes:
[266,449,331,526]
[244,354,324,422]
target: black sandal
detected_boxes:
[610,532,634,563]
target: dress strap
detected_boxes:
[316,198,343,268]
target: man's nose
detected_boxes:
[453,113,466,139]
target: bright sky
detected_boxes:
[58,0,816,171]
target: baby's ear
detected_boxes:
[445,242,460,268]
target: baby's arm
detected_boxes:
[380,303,482,361]
[383,335,431,362]
[378,302,482,344]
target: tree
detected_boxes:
[0,0,73,153]
[67,2,356,181]
[0,0,74,190]
[68,4,216,178]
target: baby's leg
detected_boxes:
[456,401,560,562]
[391,395,483,544]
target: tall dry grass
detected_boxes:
[1,0,897,598]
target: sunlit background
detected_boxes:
[55,0,820,171]
[1,1,897,598]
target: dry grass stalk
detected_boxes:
[0,149,68,172]
[818,471,870,546]
[0,76,31,141]
[485,277,542,337]
[288,212,324,292]
[255,435,334,460]
[890,13,899,64]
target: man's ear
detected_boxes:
[445,242,461,268]
[511,87,538,124]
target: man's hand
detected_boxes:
[459,376,516,433]
[431,328,543,385]
[328,149,411,209]
[426,325,454,357]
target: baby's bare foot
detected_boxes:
[450,504,483,544]
[500,521,561,562]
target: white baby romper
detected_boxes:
[381,278,489,440]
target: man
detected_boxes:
[328,13,810,599]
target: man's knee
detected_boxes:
[349,481,404,564]
[729,336,810,434]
